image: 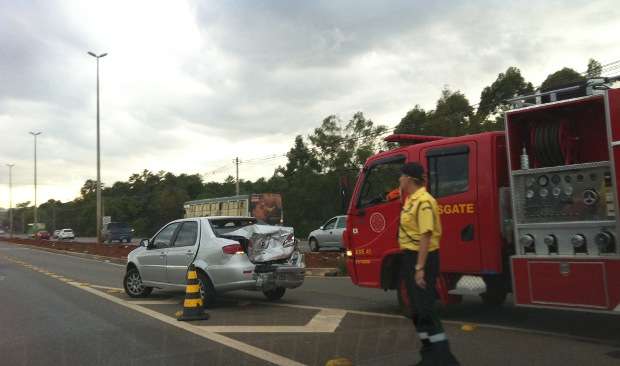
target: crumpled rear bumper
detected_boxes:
[254,251,305,291]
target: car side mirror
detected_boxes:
[140,239,150,248]
[319,226,324,230]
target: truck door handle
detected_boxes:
[461,224,474,241]
[356,209,366,217]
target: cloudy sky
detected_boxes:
[1,0,619,208]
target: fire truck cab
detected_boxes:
[344,79,620,315]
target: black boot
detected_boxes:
[431,340,460,366]
[413,340,434,366]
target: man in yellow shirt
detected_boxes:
[398,162,459,366]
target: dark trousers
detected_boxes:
[400,250,445,340]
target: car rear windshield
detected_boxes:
[62,229,73,232]
[209,218,257,235]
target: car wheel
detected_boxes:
[197,271,217,308]
[397,275,414,319]
[123,267,153,298]
[309,238,320,252]
[263,287,286,301]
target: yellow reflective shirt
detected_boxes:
[398,187,442,252]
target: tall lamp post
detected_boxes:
[88,51,107,244]
[6,163,14,238]
[29,131,41,227]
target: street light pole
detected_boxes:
[29,131,41,226]
[88,51,107,244]
[6,164,14,238]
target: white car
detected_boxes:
[57,228,75,240]
[52,230,60,239]
[124,216,305,305]
[307,215,347,252]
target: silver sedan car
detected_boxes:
[123,216,305,306]
[307,215,347,252]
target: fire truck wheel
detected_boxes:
[309,238,320,252]
[263,287,286,301]
[480,276,508,307]
[397,277,414,318]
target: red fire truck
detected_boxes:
[344,77,620,315]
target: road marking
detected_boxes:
[198,308,347,333]
[263,301,405,319]
[90,284,123,291]
[128,299,181,305]
[69,283,305,366]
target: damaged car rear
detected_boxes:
[123,216,305,306]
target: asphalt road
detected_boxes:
[1,240,619,366]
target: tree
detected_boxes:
[429,88,474,136]
[540,67,586,91]
[477,67,535,119]
[308,112,387,171]
[394,106,429,135]
[282,136,320,178]
[586,58,603,78]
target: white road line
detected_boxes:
[90,284,124,291]
[198,308,347,333]
[262,302,405,319]
[128,299,181,305]
[64,282,305,366]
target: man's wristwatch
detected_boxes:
[415,264,424,272]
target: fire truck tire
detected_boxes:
[263,287,286,301]
[480,276,508,307]
[397,276,414,318]
[309,238,320,252]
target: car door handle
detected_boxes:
[185,252,194,257]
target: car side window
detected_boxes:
[324,218,337,230]
[173,222,198,247]
[336,217,347,229]
[152,223,180,249]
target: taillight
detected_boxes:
[222,243,244,255]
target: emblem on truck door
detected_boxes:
[369,212,386,233]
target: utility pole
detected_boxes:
[88,51,107,244]
[29,131,41,226]
[6,164,14,238]
[234,157,240,196]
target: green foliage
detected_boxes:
[586,58,603,78]
[540,67,586,91]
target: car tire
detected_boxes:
[123,267,153,298]
[197,271,217,308]
[397,275,414,319]
[309,238,320,252]
[263,287,286,301]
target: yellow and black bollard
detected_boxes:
[177,264,210,321]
